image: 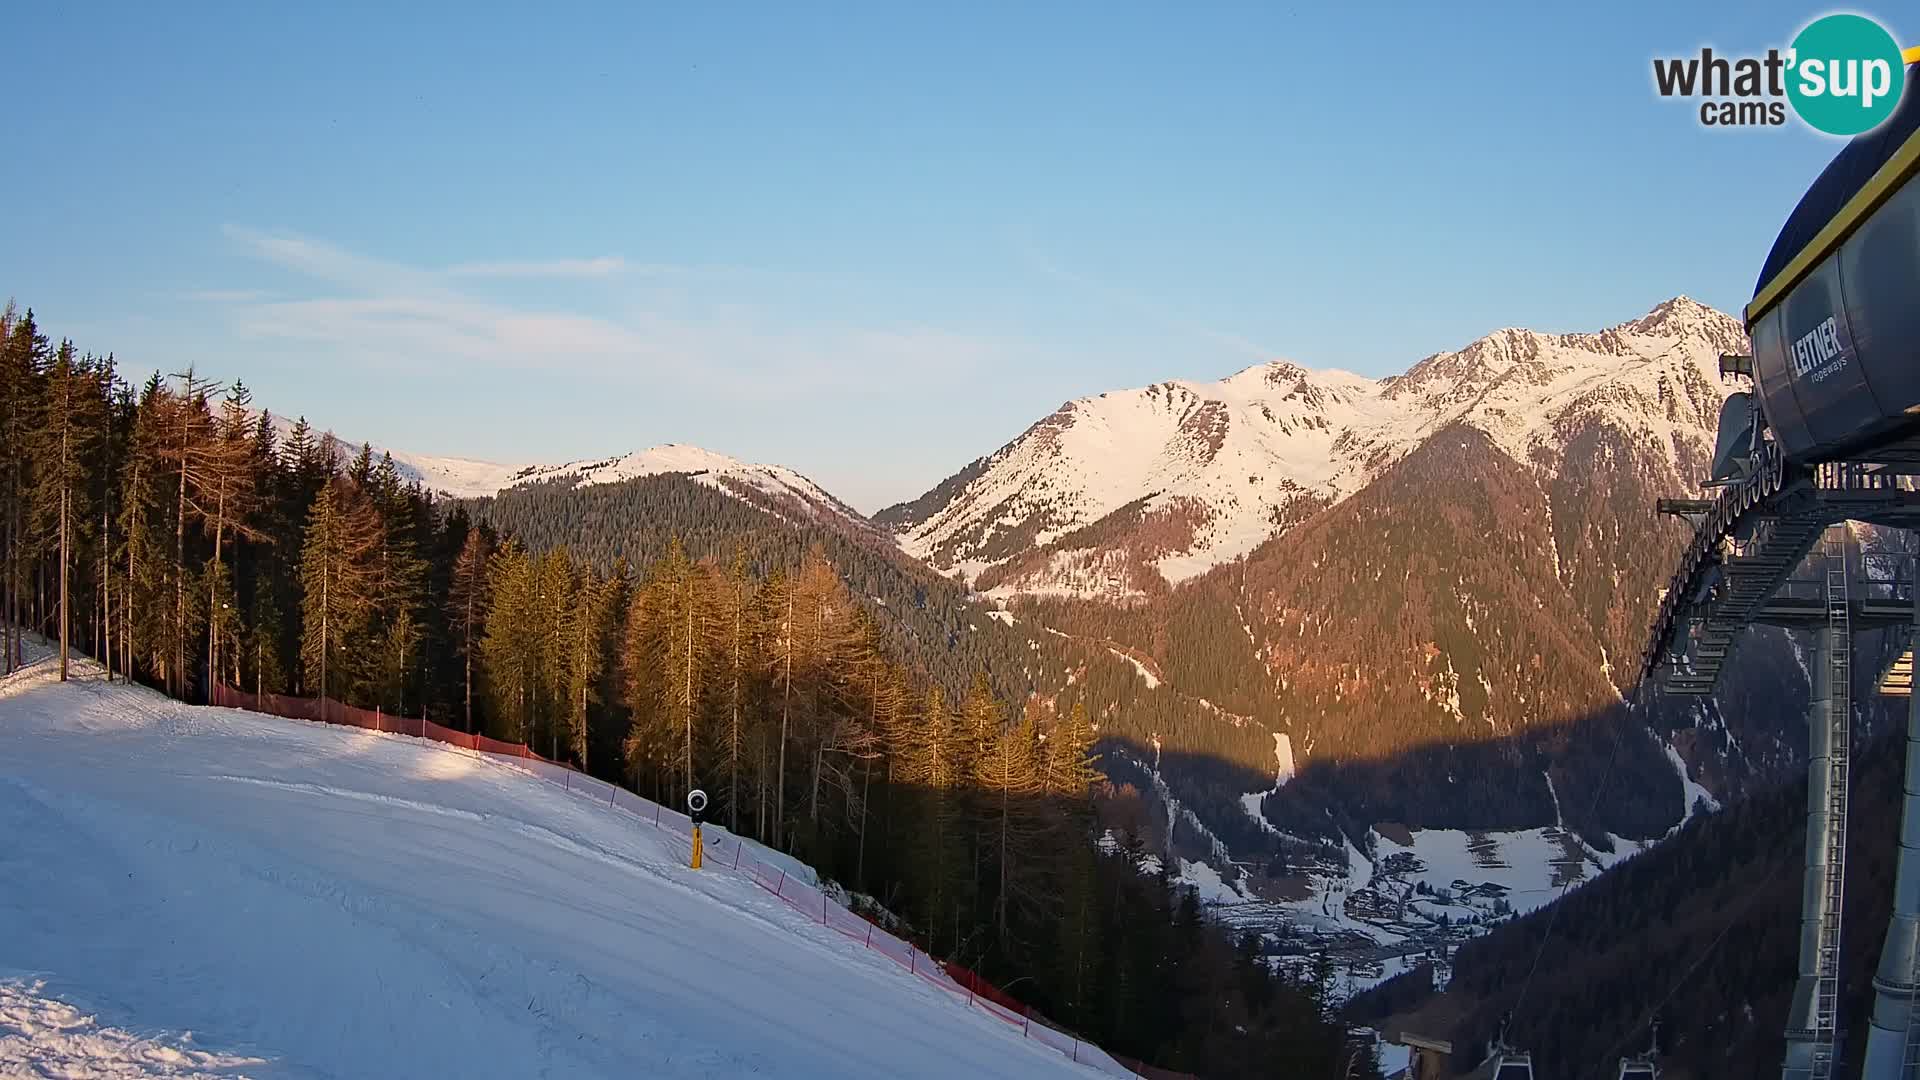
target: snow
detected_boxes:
[1173,858,1252,905]
[1665,740,1721,826]
[1239,791,1278,835]
[499,445,866,527]
[1378,1038,1413,1078]
[258,410,856,525]
[1108,648,1160,689]
[896,297,1745,597]
[1369,826,1583,918]
[260,412,528,500]
[0,656,1104,1080]
[0,980,264,1078]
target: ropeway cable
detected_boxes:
[1579,840,1793,1079]
[1506,684,1640,1038]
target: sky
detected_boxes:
[1,2,1897,511]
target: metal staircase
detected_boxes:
[1813,527,1853,1080]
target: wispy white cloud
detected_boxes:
[446,256,628,279]
[209,225,1021,396]
[182,288,275,304]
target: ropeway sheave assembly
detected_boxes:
[1639,57,1920,1080]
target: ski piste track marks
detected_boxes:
[0,649,1128,1079]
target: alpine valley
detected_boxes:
[287,296,1897,994]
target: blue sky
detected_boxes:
[2,2,1898,511]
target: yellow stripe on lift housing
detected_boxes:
[1746,123,1920,327]
[1747,46,1920,327]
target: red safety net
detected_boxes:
[208,682,1150,1078]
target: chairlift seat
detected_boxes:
[1492,1053,1535,1080]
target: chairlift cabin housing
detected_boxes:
[1643,57,1920,1080]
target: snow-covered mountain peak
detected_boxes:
[887,297,1747,598]
[255,411,864,531]
[1620,294,1747,353]
[502,444,861,524]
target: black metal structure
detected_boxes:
[1640,62,1920,1080]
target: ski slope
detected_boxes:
[0,654,1101,1079]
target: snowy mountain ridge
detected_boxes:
[257,411,859,528]
[882,296,1746,599]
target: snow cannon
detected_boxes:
[1746,60,1920,465]
[686,788,707,870]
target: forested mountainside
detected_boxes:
[0,303,1365,1079]
[1349,726,1908,1080]
[465,473,1029,707]
[886,298,1897,852]
[459,296,1905,892]
[468,468,1308,873]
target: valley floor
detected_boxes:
[0,650,1095,1079]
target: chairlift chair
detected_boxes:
[1616,1057,1658,1080]
[1616,1023,1659,1079]
[1490,1052,1535,1080]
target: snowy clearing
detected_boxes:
[0,655,1100,1079]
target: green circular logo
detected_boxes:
[1787,14,1906,136]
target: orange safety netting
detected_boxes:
[208,683,1147,1078]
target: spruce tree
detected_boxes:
[447,527,494,732]
[0,307,50,671]
[479,541,537,741]
[29,342,106,680]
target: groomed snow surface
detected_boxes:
[0,651,1106,1079]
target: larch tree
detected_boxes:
[204,382,266,693]
[984,710,1051,942]
[714,549,759,832]
[156,369,222,699]
[298,474,384,707]
[624,538,716,805]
